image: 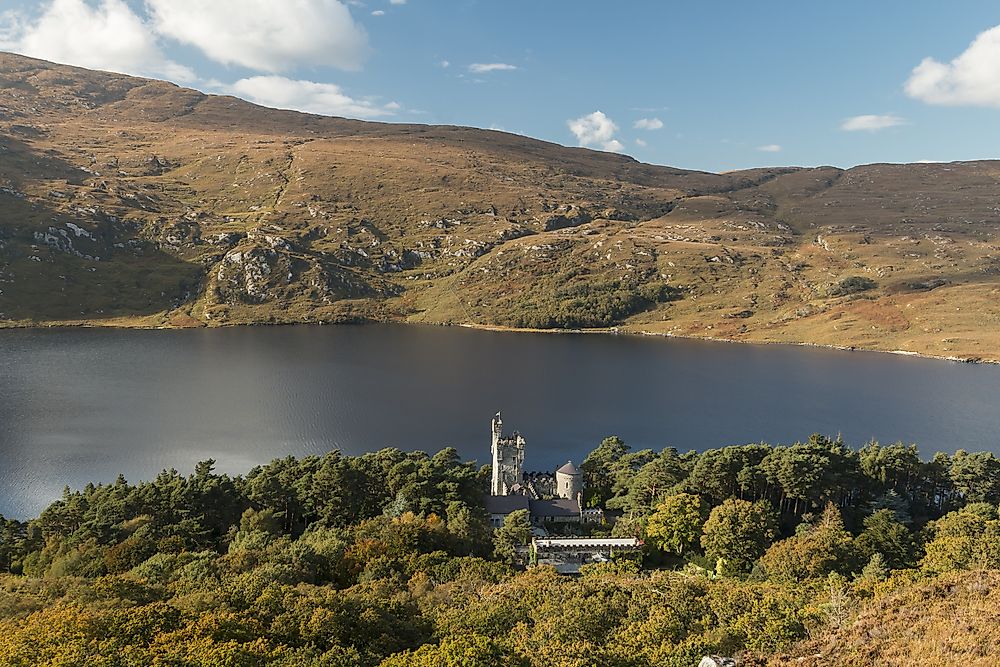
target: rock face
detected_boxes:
[539,204,593,231]
[698,656,737,667]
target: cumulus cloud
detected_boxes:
[227,76,398,119]
[146,0,370,73]
[0,0,193,81]
[468,62,517,73]
[756,144,782,152]
[633,117,663,130]
[371,9,385,15]
[390,0,406,4]
[635,138,647,147]
[906,25,1000,107]
[567,111,624,152]
[840,114,906,132]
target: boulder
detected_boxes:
[698,657,737,667]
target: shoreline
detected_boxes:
[455,321,994,365]
[1,317,994,365]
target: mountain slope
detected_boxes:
[3,52,1000,360]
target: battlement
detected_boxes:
[490,412,525,496]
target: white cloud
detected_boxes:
[468,62,517,73]
[633,117,663,130]
[906,25,1000,107]
[840,114,906,132]
[146,0,370,73]
[227,76,397,119]
[635,138,647,147]
[440,60,450,68]
[371,9,385,15]
[756,144,782,152]
[390,0,406,4]
[0,0,193,81]
[567,111,624,152]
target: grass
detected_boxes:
[3,52,1000,361]
[769,570,1000,666]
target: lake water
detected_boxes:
[1,324,998,518]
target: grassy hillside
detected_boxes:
[770,571,1000,666]
[4,52,1000,360]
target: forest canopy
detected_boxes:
[0,435,998,665]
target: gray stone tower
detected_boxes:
[555,461,583,500]
[491,412,525,496]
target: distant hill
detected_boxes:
[3,52,1000,360]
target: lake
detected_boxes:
[1,324,997,518]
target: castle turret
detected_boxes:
[491,412,525,496]
[555,461,583,500]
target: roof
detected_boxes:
[533,537,642,549]
[484,494,530,515]
[555,461,580,476]
[529,498,581,517]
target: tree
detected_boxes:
[858,552,889,583]
[759,505,854,582]
[921,502,1000,573]
[949,451,1000,504]
[581,436,630,506]
[858,441,921,496]
[687,444,769,503]
[700,499,777,575]
[492,510,531,563]
[446,501,491,556]
[608,449,688,513]
[644,493,706,557]
[759,436,860,516]
[855,509,915,570]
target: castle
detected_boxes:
[486,412,595,528]
[490,412,526,496]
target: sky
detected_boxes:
[1,0,999,172]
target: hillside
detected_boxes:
[3,52,1000,360]
[770,571,1000,666]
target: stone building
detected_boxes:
[555,461,583,500]
[527,537,643,574]
[485,413,588,528]
[490,412,525,496]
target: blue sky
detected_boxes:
[2,0,999,172]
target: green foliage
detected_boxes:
[644,493,707,557]
[4,439,1000,665]
[701,499,778,575]
[501,278,681,329]
[581,436,630,507]
[378,634,527,667]
[493,510,531,563]
[759,505,855,582]
[920,502,1000,574]
[855,509,915,570]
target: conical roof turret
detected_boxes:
[556,460,580,475]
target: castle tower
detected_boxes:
[555,461,583,500]
[491,411,525,496]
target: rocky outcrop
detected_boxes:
[539,204,592,231]
[698,656,736,667]
[212,243,293,304]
